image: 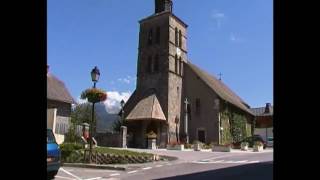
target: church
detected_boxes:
[122,0,254,148]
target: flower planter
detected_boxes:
[147,138,157,150]
[212,145,231,152]
[167,144,184,150]
[241,142,249,151]
[193,143,201,151]
[253,145,263,152]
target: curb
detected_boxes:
[62,163,126,171]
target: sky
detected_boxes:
[48,0,273,112]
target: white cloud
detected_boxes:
[117,75,136,85]
[210,10,225,28]
[76,91,132,114]
[230,33,244,42]
[104,91,132,113]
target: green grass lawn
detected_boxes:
[95,147,153,157]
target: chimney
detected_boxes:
[264,103,271,114]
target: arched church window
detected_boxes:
[175,55,178,73]
[148,28,153,46]
[179,57,182,75]
[147,56,153,73]
[179,30,182,48]
[175,28,178,46]
[156,27,160,44]
[154,55,159,72]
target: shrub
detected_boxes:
[184,143,193,149]
[60,143,83,162]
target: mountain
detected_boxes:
[95,103,120,133]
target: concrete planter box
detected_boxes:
[193,144,201,151]
[253,145,263,152]
[241,143,249,151]
[167,144,184,150]
[212,145,231,152]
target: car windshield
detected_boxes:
[47,129,56,143]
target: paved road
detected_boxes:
[54,148,273,180]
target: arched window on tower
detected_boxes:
[179,30,182,48]
[154,55,159,72]
[179,57,182,75]
[175,55,178,73]
[147,56,153,73]
[175,28,178,46]
[148,28,153,46]
[156,27,160,44]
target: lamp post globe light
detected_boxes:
[89,66,100,163]
[120,99,125,123]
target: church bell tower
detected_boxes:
[135,0,188,144]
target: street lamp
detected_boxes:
[89,66,100,163]
[120,99,125,124]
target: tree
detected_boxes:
[65,103,101,143]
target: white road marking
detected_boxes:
[60,168,82,180]
[84,177,102,180]
[55,175,76,180]
[234,160,248,163]
[142,167,152,170]
[155,165,163,167]
[248,161,260,163]
[110,173,120,176]
[212,160,225,163]
[127,170,138,174]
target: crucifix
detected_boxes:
[218,73,222,81]
[184,98,190,144]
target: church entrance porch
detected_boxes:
[127,120,168,149]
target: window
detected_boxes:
[179,57,182,75]
[156,27,160,44]
[154,55,159,72]
[179,30,182,48]
[148,28,153,46]
[195,98,201,115]
[175,28,178,46]
[147,56,153,73]
[175,55,178,73]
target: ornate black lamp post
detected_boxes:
[89,66,100,163]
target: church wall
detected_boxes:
[182,64,220,144]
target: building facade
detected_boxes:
[123,0,254,148]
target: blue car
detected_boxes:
[47,129,61,179]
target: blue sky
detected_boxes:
[48,0,273,110]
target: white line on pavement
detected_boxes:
[84,177,102,180]
[110,173,120,176]
[55,175,76,180]
[155,165,163,167]
[127,170,138,174]
[142,167,152,170]
[234,160,248,163]
[60,168,82,180]
[213,160,224,163]
[248,161,260,163]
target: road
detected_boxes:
[54,148,273,180]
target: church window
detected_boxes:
[196,98,201,115]
[148,28,153,46]
[175,55,178,73]
[147,56,153,73]
[178,57,182,75]
[175,28,179,46]
[156,27,160,44]
[179,30,182,48]
[154,55,159,72]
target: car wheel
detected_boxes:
[47,171,58,180]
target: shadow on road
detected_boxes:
[155,161,273,180]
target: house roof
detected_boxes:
[47,73,75,104]
[126,93,166,121]
[186,62,254,115]
[250,106,273,116]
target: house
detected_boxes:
[47,65,76,144]
[250,103,273,142]
[122,0,255,148]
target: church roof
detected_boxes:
[47,73,75,104]
[126,93,166,121]
[187,62,254,115]
[250,106,273,116]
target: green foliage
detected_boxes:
[112,116,124,132]
[81,88,107,103]
[95,147,153,157]
[220,111,232,145]
[230,113,248,143]
[184,143,192,149]
[60,143,83,162]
